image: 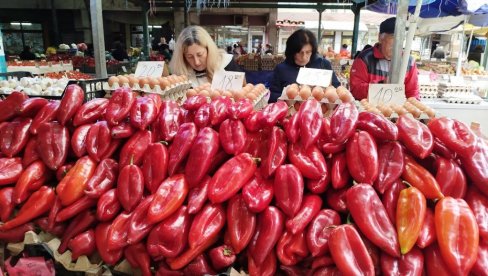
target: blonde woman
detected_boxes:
[170,26,243,87]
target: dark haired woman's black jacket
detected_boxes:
[268,55,340,103]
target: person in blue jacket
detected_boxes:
[268,28,340,103]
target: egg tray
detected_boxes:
[105,81,192,98]
[441,97,483,105]
[356,102,434,122]
[420,93,438,99]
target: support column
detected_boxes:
[317,3,324,41]
[51,0,60,45]
[268,9,278,52]
[90,0,107,78]
[80,9,92,43]
[389,0,408,84]
[142,3,150,60]
[351,4,361,56]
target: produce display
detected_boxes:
[282,83,354,103]
[359,97,436,118]
[186,83,268,109]
[0,85,487,276]
[0,77,69,97]
[44,71,93,80]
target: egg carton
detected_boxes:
[356,103,434,121]
[442,96,483,104]
[105,81,191,97]
[253,90,270,110]
[420,94,438,99]
[438,91,474,98]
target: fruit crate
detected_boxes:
[64,78,108,102]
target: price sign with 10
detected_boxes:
[368,83,406,105]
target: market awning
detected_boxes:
[303,20,368,32]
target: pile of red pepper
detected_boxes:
[0,86,487,275]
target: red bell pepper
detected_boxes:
[0,157,23,185]
[208,153,257,203]
[347,184,400,257]
[117,160,144,212]
[380,246,424,276]
[374,141,404,194]
[321,141,347,155]
[185,127,220,188]
[424,243,452,276]
[297,99,323,149]
[147,205,191,260]
[55,195,97,222]
[276,231,309,266]
[36,122,69,170]
[466,186,488,241]
[244,110,262,132]
[248,206,285,265]
[260,126,287,179]
[280,265,307,276]
[434,157,467,198]
[159,100,183,141]
[471,239,488,276]
[105,87,135,126]
[47,196,62,232]
[56,162,74,181]
[0,118,32,157]
[306,209,341,257]
[219,119,247,155]
[57,84,84,125]
[0,186,54,231]
[435,197,479,276]
[124,243,152,276]
[207,150,232,176]
[284,112,300,144]
[147,174,188,224]
[242,173,274,213]
[416,208,436,249]
[396,186,427,254]
[142,142,168,194]
[110,121,135,139]
[189,203,226,249]
[56,156,96,206]
[146,93,161,112]
[433,137,457,159]
[58,211,97,253]
[331,152,350,189]
[183,254,216,276]
[194,103,211,129]
[95,222,123,266]
[382,179,405,226]
[22,138,39,167]
[274,164,304,217]
[0,187,15,222]
[357,111,398,141]
[321,117,331,140]
[130,96,157,130]
[85,121,111,162]
[329,102,358,143]
[428,117,476,158]
[0,91,28,122]
[107,211,132,251]
[30,100,59,135]
[325,187,349,213]
[68,229,96,260]
[119,130,152,167]
[183,95,207,111]
[397,114,433,159]
[183,109,196,123]
[460,138,488,196]
[209,245,236,271]
[402,154,444,200]
[229,99,253,120]
[259,101,288,128]
[288,143,327,180]
[70,124,91,158]
[328,224,375,275]
[84,158,118,198]
[0,223,34,243]
[248,248,277,276]
[13,160,49,204]
[73,98,109,126]
[346,130,379,184]
[188,176,210,214]
[18,98,48,118]
[286,194,322,235]
[126,195,154,245]
[209,96,231,126]
[306,173,330,194]
[167,123,197,176]
[96,189,121,222]
[227,194,256,254]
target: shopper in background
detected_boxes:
[340,44,350,58]
[353,44,372,59]
[111,42,129,61]
[349,17,419,100]
[468,45,484,64]
[432,45,446,59]
[264,44,273,55]
[268,28,340,103]
[170,25,243,87]
[19,46,36,60]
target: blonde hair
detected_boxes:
[170,26,224,81]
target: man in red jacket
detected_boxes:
[349,17,419,100]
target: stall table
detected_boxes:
[424,99,488,130]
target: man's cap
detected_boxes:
[380,17,396,34]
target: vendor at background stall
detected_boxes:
[19,46,36,60]
[170,26,243,87]
[269,29,340,103]
[349,17,419,100]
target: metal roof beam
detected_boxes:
[154,2,352,9]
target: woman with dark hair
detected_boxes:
[269,28,340,103]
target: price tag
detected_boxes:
[211,70,246,91]
[368,84,406,105]
[450,75,465,86]
[134,61,165,77]
[122,66,127,73]
[296,68,333,87]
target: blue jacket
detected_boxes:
[268,55,341,103]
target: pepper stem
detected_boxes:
[130,155,134,165]
[159,141,169,146]
[252,157,261,166]
[223,247,233,256]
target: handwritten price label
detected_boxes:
[296,68,333,87]
[368,84,406,105]
[211,71,245,91]
[134,61,165,77]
